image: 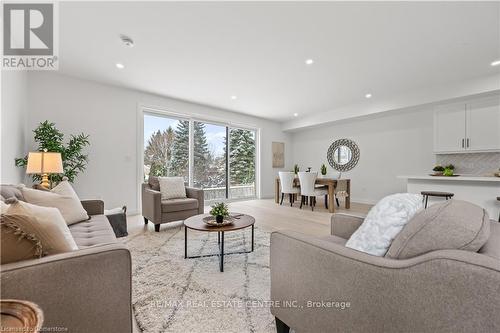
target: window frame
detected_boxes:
[138,105,260,208]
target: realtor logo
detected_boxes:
[2,2,58,70]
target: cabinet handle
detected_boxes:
[462,138,464,148]
[466,138,470,148]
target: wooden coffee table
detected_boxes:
[184,213,255,272]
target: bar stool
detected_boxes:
[421,191,454,209]
[497,197,500,222]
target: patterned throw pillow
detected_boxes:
[159,177,187,200]
[5,199,78,255]
[1,214,43,264]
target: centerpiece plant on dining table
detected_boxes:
[210,202,230,223]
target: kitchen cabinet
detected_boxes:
[434,96,500,153]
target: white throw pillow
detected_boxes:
[20,181,88,225]
[5,199,78,255]
[159,177,186,200]
[345,193,423,256]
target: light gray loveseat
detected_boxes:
[0,185,132,333]
[270,208,500,333]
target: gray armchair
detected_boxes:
[141,176,204,232]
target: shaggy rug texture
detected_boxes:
[125,225,276,333]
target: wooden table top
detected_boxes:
[275,176,349,184]
[184,213,255,232]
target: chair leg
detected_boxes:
[336,197,340,207]
[325,195,328,209]
[424,195,429,209]
[154,224,160,232]
[300,196,304,209]
[311,196,315,211]
[143,217,148,225]
[275,317,290,333]
[280,193,284,205]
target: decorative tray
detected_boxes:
[202,216,236,226]
[0,299,44,333]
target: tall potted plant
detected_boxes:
[15,121,90,183]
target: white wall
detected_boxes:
[1,71,28,184]
[291,107,435,204]
[26,72,292,212]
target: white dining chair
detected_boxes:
[298,172,328,211]
[335,179,349,207]
[278,172,301,206]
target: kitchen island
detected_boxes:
[398,175,500,218]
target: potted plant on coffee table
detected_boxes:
[210,202,230,223]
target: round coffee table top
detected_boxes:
[184,213,255,232]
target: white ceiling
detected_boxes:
[58,1,500,122]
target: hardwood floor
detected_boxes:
[126,198,371,238]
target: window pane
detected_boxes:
[193,121,227,201]
[143,114,189,182]
[229,128,256,199]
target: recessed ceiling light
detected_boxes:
[305,59,314,65]
[231,95,237,100]
[293,113,299,117]
[115,63,125,69]
[491,60,500,67]
[365,93,372,99]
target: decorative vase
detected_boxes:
[216,215,224,223]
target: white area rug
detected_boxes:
[125,225,275,333]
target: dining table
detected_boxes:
[275,176,350,213]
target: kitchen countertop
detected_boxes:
[398,175,500,182]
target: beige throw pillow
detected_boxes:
[5,199,78,255]
[159,177,187,200]
[386,200,490,259]
[20,180,88,225]
[1,214,43,264]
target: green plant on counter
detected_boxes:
[432,165,445,172]
[210,202,230,218]
[293,164,299,174]
[442,164,455,176]
[320,164,327,176]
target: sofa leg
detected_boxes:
[143,217,148,225]
[275,317,290,333]
[154,224,160,232]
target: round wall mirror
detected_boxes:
[327,139,360,172]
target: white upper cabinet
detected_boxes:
[466,97,500,151]
[434,96,500,153]
[434,103,466,153]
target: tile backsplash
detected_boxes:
[436,152,500,176]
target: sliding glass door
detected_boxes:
[143,113,189,182]
[229,128,256,199]
[193,121,227,201]
[143,111,257,201]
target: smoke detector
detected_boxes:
[120,35,134,48]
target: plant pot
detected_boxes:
[216,215,224,223]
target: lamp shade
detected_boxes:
[26,152,63,174]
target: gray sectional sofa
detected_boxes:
[271,209,500,333]
[0,185,132,333]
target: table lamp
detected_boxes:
[26,151,63,188]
